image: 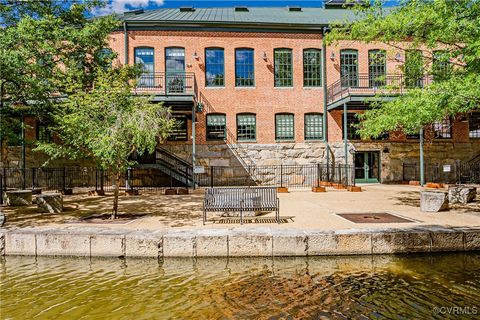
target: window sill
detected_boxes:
[237,140,257,143]
[274,87,294,89]
[303,86,322,90]
[235,86,256,89]
[205,86,225,89]
[275,140,295,143]
[304,139,324,142]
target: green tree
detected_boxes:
[36,68,175,218]
[0,0,119,163]
[325,0,480,138]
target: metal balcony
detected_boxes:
[134,72,196,96]
[326,73,433,109]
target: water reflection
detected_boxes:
[1,253,479,319]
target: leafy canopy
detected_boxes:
[325,0,480,138]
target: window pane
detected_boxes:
[275,114,294,140]
[165,48,185,73]
[275,49,293,87]
[237,114,256,141]
[433,118,452,139]
[432,50,451,81]
[235,49,254,86]
[168,115,188,141]
[368,50,386,87]
[470,113,480,138]
[405,50,424,88]
[134,48,154,73]
[37,122,52,143]
[303,49,322,87]
[304,114,323,140]
[206,114,226,140]
[205,48,224,87]
[340,50,358,87]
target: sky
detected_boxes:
[102,0,400,14]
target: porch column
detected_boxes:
[419,127,425,186]
[343,103,348,165]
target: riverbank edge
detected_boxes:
[1,226,479,257]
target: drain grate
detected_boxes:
[337,212,414,223]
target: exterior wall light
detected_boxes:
[395,53,403,62]
[193,51,199,60]
[330,52,335,61]
[263,52,268,60]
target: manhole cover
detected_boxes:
[337,212,414,223]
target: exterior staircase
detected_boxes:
[133,147,195,187]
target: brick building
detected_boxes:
[10,4,480,183]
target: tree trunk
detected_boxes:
[112,174,121,219]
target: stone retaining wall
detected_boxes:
[1,226,479,258]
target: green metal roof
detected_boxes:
[119,7,356,28]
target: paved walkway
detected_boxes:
[2,184,479,232]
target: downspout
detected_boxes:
[123,22,129,65]
[322,27,332,176]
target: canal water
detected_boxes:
[1,253,479,319]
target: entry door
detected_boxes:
[354,152,380,183]
[165,47,185,94]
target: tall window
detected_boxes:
[404,50,424,88]
[237,113,256,141]
[206,114,226,141]
[303,49,322,87]
[98,48,113,69]
[205,48,224,87]
[469,113,480,138]
[274,48,293,87]
[134,47,154,87]
[275,113,294,141]
[432,50,451,81]
[235,48,254,87]
[368,50,386,87]
[168,115,188,141]
[342,113,361,140]
[433,118,452,139]
[165,47,185,73]
[340,49,358,87]
[304,113,323,140]
[36,121,52,142]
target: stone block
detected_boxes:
[36,232,90,256]
[430,231,464,252]
[371,231,431,254]
[463,229,480,251]
[420,190,449,212]
[36,193,63,213]
[272,231,307,256]
[163,232,195,257]
[5,190,32,206]
[209,159,230,167]
[448,186,477,204]
[334,232,372,255]
[402,231,431,252]
[90,234,125,257]
[125,232,162,257]
[195,230,228,257]
[306,232,337,255]
[228,231,272,257]
[5,232,36,255]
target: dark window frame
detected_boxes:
[469,113,480,139]
[304,113,323,140]
[206,113,226,141]
[235,48,255,87]
[303,48,322,87]
[433,117,452,139]
[340,49,358,87]
[167,114,188,141]
[36,121,53,143]
[274,48,294,87]
[165,47,185,73]
[275,113,295,141]
[236,113,256,142]
[205,47,225,87]
[368,49,386,87]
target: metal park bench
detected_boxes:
[203,187,280,225]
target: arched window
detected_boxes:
[368,50,386,87]
[304,113,323,140]
[237,113,256,141]
[206,113,226,141]
[205,48,225,87]
[134,47,154,87]
[275,113,295,141]
[340,49,358,87]
[303,49,322,87]
[235,48,254,87]
[274,48,293,87]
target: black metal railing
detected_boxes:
[134,72,196,96]
[402,161,480,185]
[326,73,433,105]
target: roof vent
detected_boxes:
[288,6,302,12]
[124,9,144,15]
[234,6,249,12]
[179,6,195,12]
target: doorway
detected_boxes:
[354,151,381,183]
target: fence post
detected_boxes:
[280,165,283,188]
[62,167,66,192]
[22,167,26,190]
[32,168,36,190]
[210,166,214,188]
[316,163,320,188]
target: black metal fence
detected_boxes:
[402,161,480,184]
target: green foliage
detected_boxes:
[325,0,480,138]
